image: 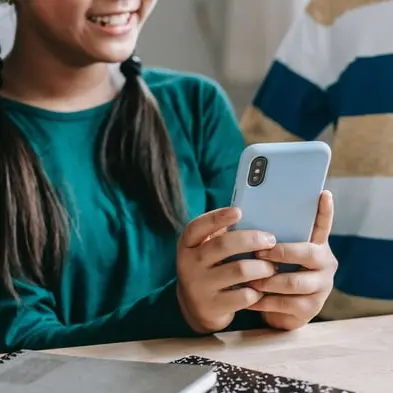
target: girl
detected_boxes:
[0,0,337,352]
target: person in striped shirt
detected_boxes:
[241,0,393,321]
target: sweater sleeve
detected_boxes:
[196,77,267,332]
[197,77,245,210]
[0,278,196,353]
[241,1,334,145]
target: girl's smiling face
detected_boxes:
[14,0,158,64]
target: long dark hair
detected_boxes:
[0,54,185,296]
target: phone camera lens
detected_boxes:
[248,156,267,186]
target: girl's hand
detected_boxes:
[248,191,338,330]
[176,207,277,333]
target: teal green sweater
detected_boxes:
[0,69,262,352]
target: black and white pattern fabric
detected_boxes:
[172,355,355,393]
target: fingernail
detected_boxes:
[217,209,233,220]
[224,207,241,219]
[265,234,276,246]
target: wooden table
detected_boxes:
[49,316,393,393]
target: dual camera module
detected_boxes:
[248,156,267,186]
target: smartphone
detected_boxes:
[230,141,331,272]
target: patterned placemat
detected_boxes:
[172,355,355,393]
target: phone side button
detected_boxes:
[231,188,237,204]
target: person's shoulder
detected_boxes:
[142,67,217,87]
[141,68,237,151]
[142,67,225,100]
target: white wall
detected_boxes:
[139,0,308,82]
[138,0,216,77]
[138,0,308,114]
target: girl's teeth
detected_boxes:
[89,13,130,27]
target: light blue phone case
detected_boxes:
[230,141,331,272]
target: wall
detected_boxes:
[139,0,308,77]
[139,0,308,115]
[138,0,216,77]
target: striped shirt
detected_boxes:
[241,0,393,320]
